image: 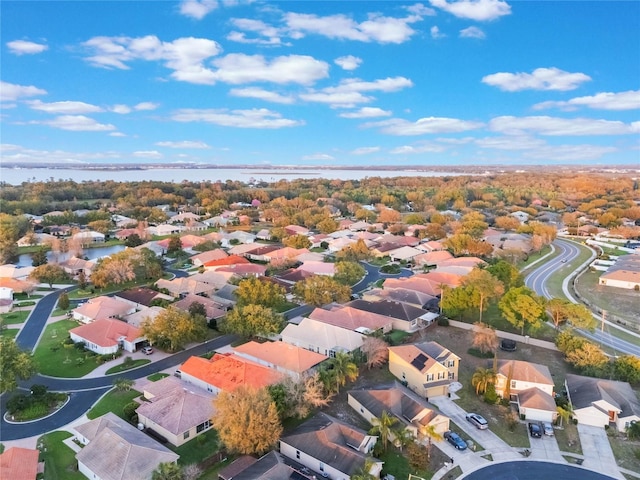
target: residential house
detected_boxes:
[263,246,309,264]
[168,212,201,224]
[209,284,238,310]
[388,246,423,263]
[156,234,207,251]
[136,376,216,447]
[494,360,556,422]
[255,228,272,241]
[309,305,393,335]
[115,287,173,309]
[72,296,135,323]
[414,250,454,268]
[17,232,55,247]
[146,223,184,236]
[599,269,640,290]
[173,294,227,322]
[72,230,105,245]
[281,317,365,357]
[215,263,267,278]
[190,249,228,267]
[70,318,146,354]
[383,275,444,297]
[244,245,281,262]
[363,287,439,312]
[59,257,96,278]
[0,447,41,480]
[295,261,335,276]
[347,299,437,332]
[566,374,640,430]
[284,225,310,236]
[279,412,382,480]
[0,286,12,314]
[219,452,312,480]
[179,353,284,394]
[202,254,250,271]
[155,277,215,298]
[348,385,450,440]
[0,277,35,295]
[233,340,328,380]
[123,306,166,328]
[388,342,460,399]
[74,412,179,480]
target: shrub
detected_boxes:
[74,341,86,350]
[468,348,495,359]
[123,402,139,422]
[437,316,449,326]
[30,384,48,397]
[483,383,499,404]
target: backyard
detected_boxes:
[87,388,142,421]
[38,431,85,480]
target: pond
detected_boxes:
[17,244,126,267]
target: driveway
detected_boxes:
[577,425,624,480]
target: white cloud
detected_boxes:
[284,12,422,44]
[335,55,363,71]
[211,54,329,85]
[227,18,285,45]
[482,67,591,92]
[367,116,484,135]
[0,144,123,164]
[109,132,127,137]
[475,135,546,150]
[351,146,381,155]
[82,35,222,85]
[340,107,392,118]
[172,108,304,129]
[405,3,437,16]
[301,153,335,161]
[390,142,446,154]
[111,104,132,114]
[523,144,617,161]
[7,40,48,55]
[134,102,159,111]
[179,0,218,20]
[27,100,103,114]
[460,26,486,39]
[304,76,413,106]
[133,150,164,159]
[37,115,116,132]
[156,140,211,149]
[0,81,47,102]
[430,26,446,39]
[533,90,640,111]
[436,136,475,144]
[300,91,373,108]
[430,0,511,21]
[229,87,295,104]
[489,116,640,136]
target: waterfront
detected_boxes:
[1,166,469,185]
[17,244,126,267]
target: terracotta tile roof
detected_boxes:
[190,249,229,264]
[414,250,453,265]
[383,276,443,297]
[601,269,640,283]
[173,294,227,319]
[180,353,284,392]
[517,387,557,412]
[73,296,133,321]
[215,264,267,276]
[0,277,34,293]
[264,247,309,260]
[70,319,143,347]
[233,341,327,374]
[0,447,39,480]
[203,255,250,267]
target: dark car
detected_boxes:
[500,339,517,352]
[466,413,489,430]
[444,431,468,450]
[528,422,542,438]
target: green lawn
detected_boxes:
[171,429,220,466]
[38,431,86,480]
[378,446,437,480]
[105,359,151,375]
[0,310,29,324]
[147,372,170,382]
[14,293,44,300]
[87,388,142,420]
[0,328,19,339]
[32,320,101,377]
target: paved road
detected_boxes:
[525,239,640,357]
[462,461,618,480]
[1,334,236,440]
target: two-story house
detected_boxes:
[388,341,460,399]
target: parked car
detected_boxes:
[542,421,554,436]
[141,346,154,355]
[528,422,542,438]
[444,431,468,450]
[466,413,489,430]
[499,339,517,352]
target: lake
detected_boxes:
[1,166,469,185]
[17,244,126,267]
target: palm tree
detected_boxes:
[420,424,443,461]
[350,458,376,480]
[331,352,358,394]
[471,367,496,395]
[393,427,414,452]
[556,403,573,428]
[152,462,183,480]
[369,410,398,451]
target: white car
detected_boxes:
[542,421,554,436]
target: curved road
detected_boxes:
[525,239,640,357]
[463,461,617,480]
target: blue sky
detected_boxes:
[2,0,639,167]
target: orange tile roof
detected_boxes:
[180,353,284,392]
[70,318,142,347]
[203,255,250,267]
[234,341,327,373]
[0,447,39,480]
[0,277,34,293]
[310,306,391,332]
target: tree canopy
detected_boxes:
[235,277,286,309]
[222,304,284,338]
[0,338,35,393]
[141,306,207,352]
[293,275,351,306]
[498,286,546,335]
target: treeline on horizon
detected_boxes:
[0,172,638,219]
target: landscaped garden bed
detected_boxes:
[105,357,151,375]
[5,385,68,422]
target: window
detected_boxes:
[329,350,336,358]
[319,463,325,472]
[183,431,190,440]
[448,360,455,367]
[511,380,517,389]
[426,373,434,381]
[296,450,300,459]
[438,372,445,380]
[196,420,211,433]
[448,372,455,380]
